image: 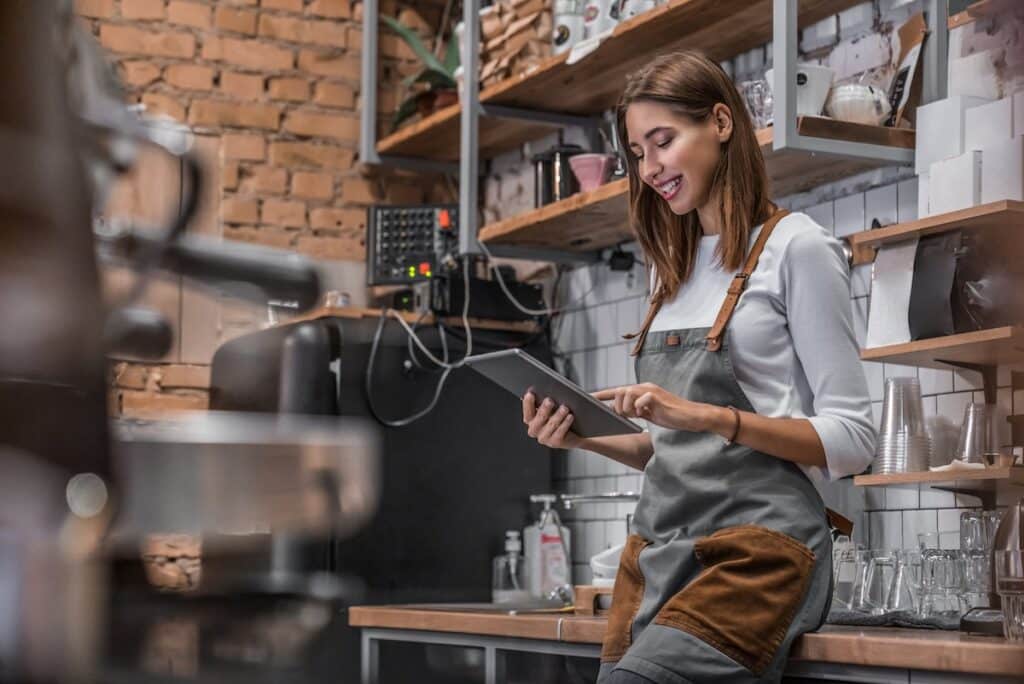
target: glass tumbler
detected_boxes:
[994,550,1024,641]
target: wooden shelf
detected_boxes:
[846,200,1024,266]
[476,118,912,252]
[861,327,1024,369]
[948,0,1000,29]
[757,118,914,198]
[854,466,1024,488]
[378,0,864,161]
[479,178,630,251]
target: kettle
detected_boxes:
[532,144,583,207]
[991,496,1024,609]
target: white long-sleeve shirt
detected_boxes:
[649,211,876,481]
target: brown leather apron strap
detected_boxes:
[704,209,789,352]
[825,507,854,538]
[623,288,665,357]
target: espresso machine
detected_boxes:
[0,4,380,684]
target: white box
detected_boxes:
[981,135,1024,204]
[949,49,1003,100]
[965,97,1015,152]
[929,150,982,215]
[915,95,992,174]
[917,172,929,218]
[1015,92,1024,140]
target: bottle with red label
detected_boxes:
[524,494,573,600]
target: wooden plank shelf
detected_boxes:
[854,466,1024,488]
[479,178,630,251]
[286,306,541,332]
[861,327,1024,369]
[477,118,912,252]
[846,200,1024,266]
[948,0,1000,30]
[378,0,864,162]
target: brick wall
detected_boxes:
[77,0,451,414]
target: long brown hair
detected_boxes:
[617,51,774,352]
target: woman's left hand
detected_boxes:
[593,383,715,432]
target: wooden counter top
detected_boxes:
[349,605,1024,676]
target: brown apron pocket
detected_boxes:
[652,525,815,675]
[600,534,651,663]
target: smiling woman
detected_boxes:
[617,51,775,304]
[521,49,876,684]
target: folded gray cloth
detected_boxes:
[826,608,959,631]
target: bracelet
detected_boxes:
[723,406,741,446]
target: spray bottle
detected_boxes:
[524,494,573,602]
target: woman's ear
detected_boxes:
[712,103,733,143]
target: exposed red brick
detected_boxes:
[313,81,356,109]
[340,176,380,204]
[75,0,116,18]
[100,25,196,58]
[222,196,260,223]
[113,362,148,390]
[294,234,365,261]
[220,71,266,100]
[202,36,293,71]
[239,165,288,194]
[120,60,162,87]
[297,49,359,79]
[224,225,296,249]
[157,365,211,389]
[309,207,364,231]
[385,182,425,204]
[121,391,208,415]
[188,99,280,129]
[290,171,333,199]
[262,0,303,10]
[261,198,306,227]
[309,0,351,19]
[222,161,240,190]
[268,77,310,102]
[268,142,355,169]
[213,6,257,34]
[167,1,212,28]
[282,110,358,141]
[223,133,266,160]
[257,15,347,47]
[121,0,166,20]
[164,63,214,90]
[141,92,186,121]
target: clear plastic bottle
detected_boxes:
[492,530,530,603]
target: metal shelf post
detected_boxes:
[358,0,380,166]
[772,0,915,167]
[459,0,483,257]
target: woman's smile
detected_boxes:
[655,175,683,201]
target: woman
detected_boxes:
[522,51,876,683]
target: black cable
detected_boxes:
[364,310,454,428]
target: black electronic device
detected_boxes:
[366,204,459,286]
[430,273,545,321]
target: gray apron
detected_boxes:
[597,216,833,684]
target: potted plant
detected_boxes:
[382,15,460,131]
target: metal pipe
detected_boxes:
[359,0,381,165]
[459,0,482,256]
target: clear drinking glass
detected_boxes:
[860,551,898,615]
[847,549,876,613]
[920,549,966,618]
[994,550,1024,641]
[888,549,921,614]
[960,550,991,611]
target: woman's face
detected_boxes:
[624,100,732,215]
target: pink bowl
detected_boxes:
[569,153,616,192]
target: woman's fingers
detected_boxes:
[526,398,555,438]
[522,392,536,423]
[634,392,654,416]
[550,412,575,443]
[537,405,570,445]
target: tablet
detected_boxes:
[465,348,643,438]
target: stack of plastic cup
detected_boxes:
[874,377,932,474]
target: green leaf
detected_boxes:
[381,15,451,77]
[442,37,460,75]
[391,94,422,132]
[402,65,456,89]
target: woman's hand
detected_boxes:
[592,383,716,432]
[522,391,583,449]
